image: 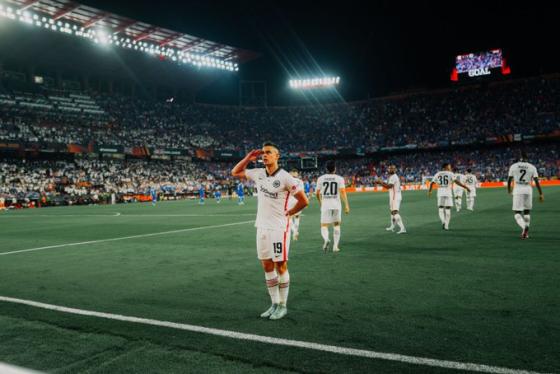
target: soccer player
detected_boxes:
[214,186,222,204]
[316,161,350,252]
[453,168,466,212]
[231,142,308,320]
[150,187,157,206]
[375,165,406,234]
[428,163,470,230]
[464,168,478,211]
[304,179,311,199]
[237,181,245,205]
[198,184,205,205]
[507,152,544,239]
[288,170,305,241]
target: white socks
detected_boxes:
[321,226,329,242]
[444,208,451,228]
[467,197,475,210]
[265,271,280,305]
[455,198,461,212]
[388,217,395,229]
[524,215,530,228]
[514,213,526,229]
[393,214,405,231]
[333,226,341,249]
[278,271,290,306]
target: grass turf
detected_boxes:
[0,187,559,373]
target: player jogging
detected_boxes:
[198,184,205,205]
[232,142,308,320]
[375,165,406,234]
[428,163,470,230]
[214,186,222,203]
[288,170,305,241]
[507,152,544,239]
[464,168,478,211]
[150,187,157,206]
[316,160,350,252]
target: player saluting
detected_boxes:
[507,152,544,239]
[464,168,478,211]
[232,142,308,320]
[375,165,406,234]
[316,161,350,252]
[428,163,470,230]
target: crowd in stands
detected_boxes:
[1,75,559,153]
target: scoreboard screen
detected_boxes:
[451,49,510,81]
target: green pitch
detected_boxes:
[0,188,558,373]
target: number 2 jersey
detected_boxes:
[508,162,538,195]
[317,174,345,211]
[431,171,457,198]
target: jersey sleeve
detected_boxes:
[532,165,539,179]
[431,172,440,183]
[285,173,303,194]
[508,165,515,177]
[245,168,259,182]
[338,176,346,189]
[388,175,397,186]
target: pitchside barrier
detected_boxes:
[346,180,560,193]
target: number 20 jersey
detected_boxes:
[316,174,345,211]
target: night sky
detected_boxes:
[80,0,557,104]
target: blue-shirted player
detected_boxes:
[150,187,157,206]
[237,181,245,205]
[304,180,311,198]
[214,186,222,203]
[198,184,205,205]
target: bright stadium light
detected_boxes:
[0,4,241,73]
[289,76,341,89]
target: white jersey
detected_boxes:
[454,174,466,189]
[246,168,302,230]
[508,162,538,195]
[464,173,477,191]
[388,174,402,201]
[288,178,304,209]
[317,174,345,211]
[432,171,456,198]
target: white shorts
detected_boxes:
[256,228,290,262]
[453,188,464,198]
[512,194,532,211]
[466,189,476,197]
[321,209,341,224]
[389,198,401,211]
[438,196,453,207]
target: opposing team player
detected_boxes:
[288,170,305,241]
[375,165,406,234]
[428,163,470,230]
[198,184,205,205]
[150,187,157,206]
[214,186,222,204]
[236,181,245,205]
[316,161,350,252]
[232,142,308,320]
[304,179,311,199]
[464,168,478,211]
[507,152,544,239]
[453,168,466,212]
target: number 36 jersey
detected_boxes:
[508,162,538,195]
[317,174,345,211]
[431,171,457,198]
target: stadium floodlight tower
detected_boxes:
[289,76,340,89]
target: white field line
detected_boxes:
[0,296,548,374]
[0,220,253,257]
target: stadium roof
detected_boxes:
[3,0,259,65]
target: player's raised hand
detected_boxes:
[246,149,263,162]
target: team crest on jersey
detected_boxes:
[273,180,281,188]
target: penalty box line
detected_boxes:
[0,296,547,374]
[0,220,253,257]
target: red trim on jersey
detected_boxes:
[282,191,291,262]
